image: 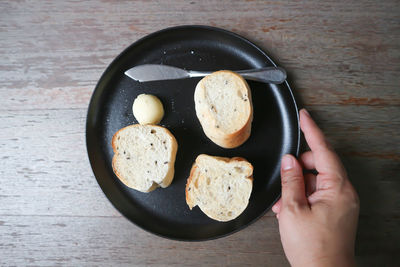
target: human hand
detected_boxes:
[272,109,359,267]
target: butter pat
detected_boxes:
[132,94,164,125]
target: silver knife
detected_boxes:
[124,64,286,84]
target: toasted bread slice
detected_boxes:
[111,124,178,193]
[185,154,253,222]
[194,70,253,148]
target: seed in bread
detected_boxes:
[194,70,253,148]
[111,124,178,193]
[185,154,253,222]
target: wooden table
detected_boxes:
[1,1,399,266]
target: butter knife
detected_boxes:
[124,64,286,84]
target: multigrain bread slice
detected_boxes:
[194,70,253,148]
[111,124,178,193]
[185,154,253,222]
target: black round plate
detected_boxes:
[86,25,300,241]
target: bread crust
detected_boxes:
[194,70,253,148]
[111,124,178,192]
[185,162,198,209]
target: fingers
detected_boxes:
[280,154,309,210]
[299,109,347,182]
[299,151,315,170]
[304,173,316,196]
[273,173,316,216]
[272,199,281,213]
[300,109,331,152]
[273,173,316,215]
[273,157,316,217]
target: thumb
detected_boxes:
[280,154,308,209]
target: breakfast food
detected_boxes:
[185,154,253,222]
[132,94,164,125]
[194,70,253,148]
[111,124,177,193]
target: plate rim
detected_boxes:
[86,25,300,241]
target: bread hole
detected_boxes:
[188,187,191,191]
[206,177,211,185]
[227,186,231,191]
[164,146,167,150]
[146,170,150,173]
[228,211,232,217]
[123,151,126,154]
[225,80,228,85]
[234,108,237,112]
[205,169,208,172]
[243,98,248,102]
[150,143,153,146]
[215,125,219,129]
[117,136,120,140]
[150,129,156,134]
[164,161,169,164]
[162,140,166,144]
[126,157,130,160]
[228,172,231,176]
[154,160,158,165]
[234,167,243,173]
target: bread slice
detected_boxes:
[111,124,178,193]
[185,154,253,222]
[194,70,253,148]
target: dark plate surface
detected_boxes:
[86,25,300,241]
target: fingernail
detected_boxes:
[301,108,310,117]
[281,154,294,170]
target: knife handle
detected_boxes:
[236,67,287,84]
[189,67,286,84]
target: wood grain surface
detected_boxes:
[1,0,399,266]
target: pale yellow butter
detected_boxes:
[132,94,164,125]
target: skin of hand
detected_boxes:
[272,109,359,267]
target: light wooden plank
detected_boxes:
[0,108,119,217]
[0,1,399,110]
[0,213,399,266]
[0,214,287,266]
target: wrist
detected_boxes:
[293,253,356,267]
